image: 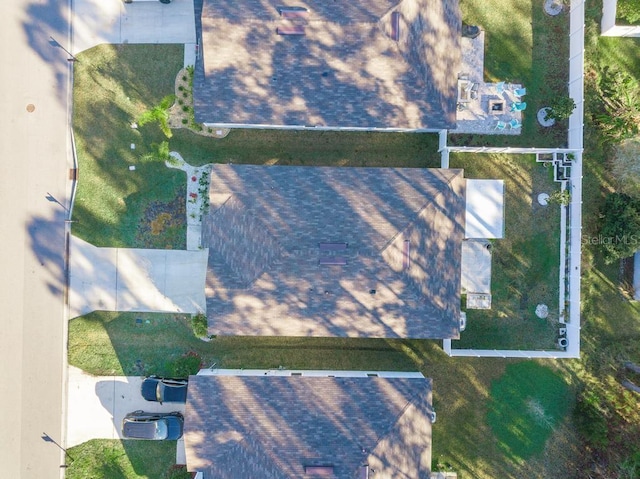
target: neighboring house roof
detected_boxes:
[184,373,433,479]
[194,0,461,130]
[202,164,465,339]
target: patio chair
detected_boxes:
[496,81,506,94]
[495,120,506,130]
[513,87,527,98]
[510,101,527,112]
[509,118,522,129]
[470,82,479,99]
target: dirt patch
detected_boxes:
[136,184,187,249]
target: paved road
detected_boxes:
[1,0,73,477]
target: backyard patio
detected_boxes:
[455,32,526,135]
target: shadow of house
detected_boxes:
[184,371,434,478]
[193,0,461,130]
[202,164,466,339]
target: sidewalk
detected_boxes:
[73,0,196,54]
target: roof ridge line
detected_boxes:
[378,169,464,255]
[364,379,429,468]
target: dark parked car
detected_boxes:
[122,411,184,440]
[141,376,188,404]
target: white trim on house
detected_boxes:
[196,369,426,378]
[202,122,442,133]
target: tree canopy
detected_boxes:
[599,193,640,263]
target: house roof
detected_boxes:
[202,164,465,339]
[184,374,433,479]
[194,0,461,130]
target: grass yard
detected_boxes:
[66,439,188,479]
[487,362,572,461]
[449,153,561,350]
[69,312,581,479]
[453,0,570,148]
[72,44,440,248]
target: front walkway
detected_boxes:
[73,0,196,54]
[69,236,208,318]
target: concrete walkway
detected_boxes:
[73,0,196,54]
[67,366,186,450]
[69,236,208,318]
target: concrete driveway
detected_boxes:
[67,366,186,459]
[69,236,208,318]
[73,0,196,54]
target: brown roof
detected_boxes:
[202,165,465,339]
[184,374,433,479]
[194,0,461,130]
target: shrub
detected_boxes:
[544,96,576,121]
[137,95,175,138]
[595,67,640,142]
[598,193,640,263]
[167,351,202,377]
[191,313,208,338]
[617,0,640,23]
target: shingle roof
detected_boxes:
[184,375,433,479]
[194,0,461,130]
[202,165,465,339]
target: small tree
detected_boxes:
[547,190,571,206]
[596,67,640,142]
[137,94,175,138]
[544,95,576,122]
[599,193,640,263]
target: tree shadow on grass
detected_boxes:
[486,361,571,462]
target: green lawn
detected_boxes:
[452,0,570,148]
[72,44,440,248]
[449,153,561,350]
[66,440,187,479]
[487,362,572,461]
[68,312,581,479]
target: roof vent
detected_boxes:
[319,256,347,265]
[403,240,410,270]
[390,12,400,41]
[279,6,309,18]
[276,25,305,35]
[304,466,334,476]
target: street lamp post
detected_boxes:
[48,36,78,62]
[41,432,74,466]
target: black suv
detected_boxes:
[141,376,188,404]
[122,411,184,440]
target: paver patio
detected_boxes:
[455,32,523,134]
